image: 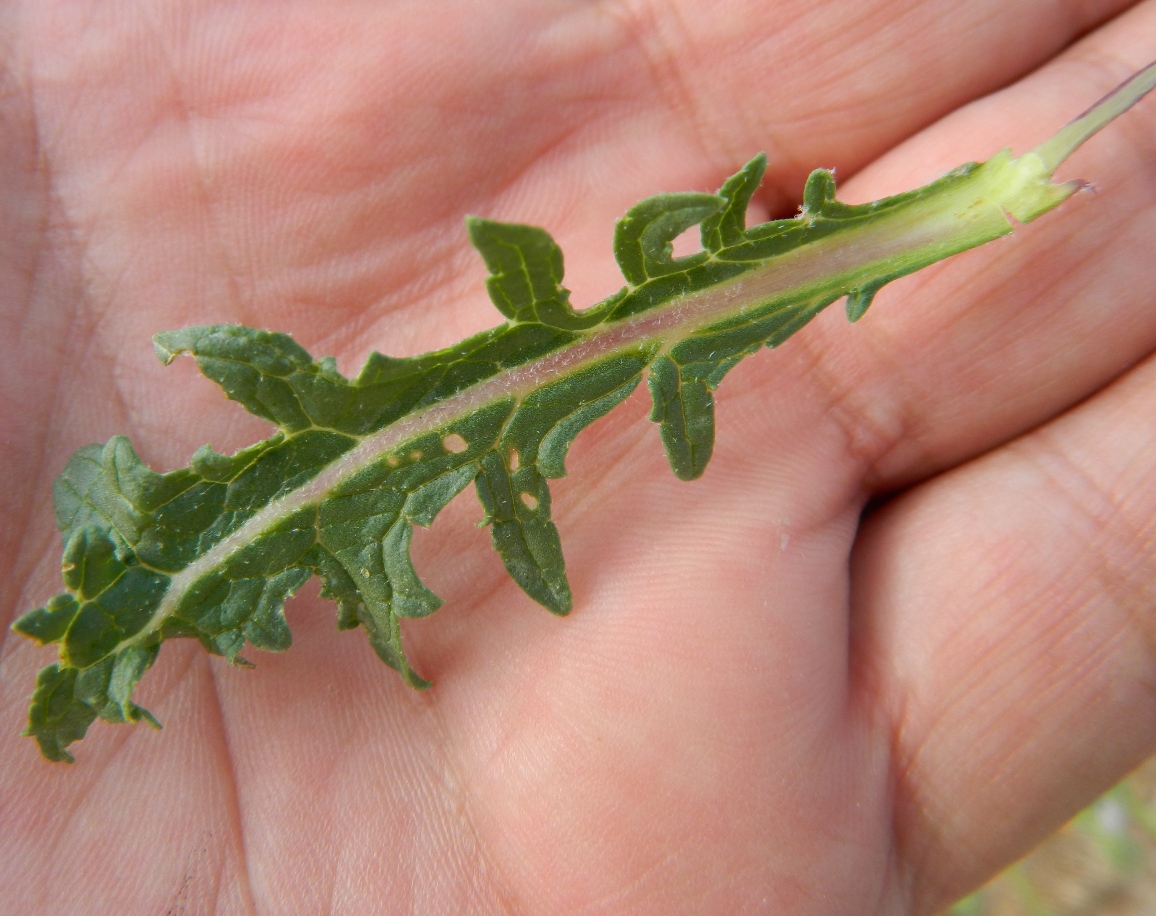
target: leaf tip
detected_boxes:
[152,333,179,365]
[845,287,876,323]
[543,583,573,616]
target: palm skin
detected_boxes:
[1,1,1155,912]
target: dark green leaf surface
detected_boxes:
[14,64,1156,761]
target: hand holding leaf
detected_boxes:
[1,2,1155,912]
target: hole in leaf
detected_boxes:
[670,225,704,259]
[520,492,538,511]
[508,449,520,470]
[443,433,468,454]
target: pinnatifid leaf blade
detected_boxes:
[14,63,1155,761]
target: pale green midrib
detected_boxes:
[111,152,1060,657]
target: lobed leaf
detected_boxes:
[13,63,1156,761]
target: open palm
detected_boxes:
[2,1,1155,913]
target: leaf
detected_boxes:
[14,62,1156,761]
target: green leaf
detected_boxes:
[14,62,1156,761]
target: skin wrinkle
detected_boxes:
[293,205,451,335]
[604,1,715,167]
[50,68,228,329]
[829,324,986,489]
[206,655,259,915]
[867,509,1021,902]
[579,839,697,913]
[0,291,47,627]
[416,727,512,913]
[39,730,137,892]
[138,6,254,330]
[846,548,912,915]
[405,24,616,216]
[1071,42,1156,111]
[0,60,40,458]
[832,651,904,916]
[612,0,796,173]
[1022,422,1156,661]
[594,0,807,211]
[313,225,476,360]
[423,696,522,916]
[796,2,1122,186]
[0,105,89,643]
[293,26,625,352]
[426,27,647,293]
[904,631,1128,910]
[786,317,928,495]
[95,20,267,378]
[876,787,911,915]
[775,3,938,133]
[888,693,973,905]
[469,123,606,307]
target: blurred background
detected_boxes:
[950,757,1156,915]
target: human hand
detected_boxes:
[1,1,1154,912]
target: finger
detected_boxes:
[741,1,1156,493]
[849,347,1156,911]
[597,0,1136,198]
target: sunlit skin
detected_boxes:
[1,1,1155,913]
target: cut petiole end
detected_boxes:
[1033,60,1156,173]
